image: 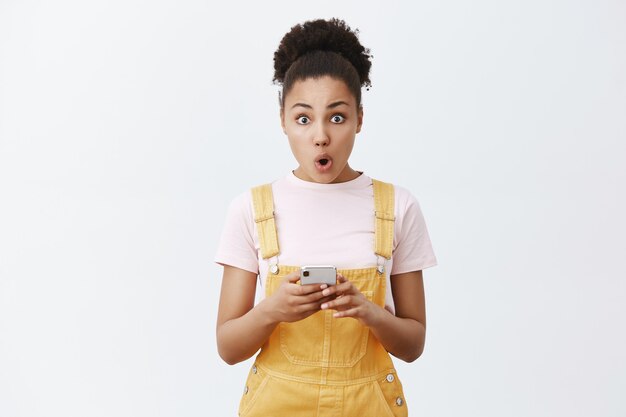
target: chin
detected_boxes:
[296,166,343,184]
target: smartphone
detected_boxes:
[300,265,337,286]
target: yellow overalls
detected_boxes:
[239,179,408,417]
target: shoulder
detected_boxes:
[227,189,252,214]
[371,178,421,214]
[226,177,286,218]
[392,183,422,213]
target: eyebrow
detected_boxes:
[290,100,351,110]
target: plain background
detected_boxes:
[1,0,625,416]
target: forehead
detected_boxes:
[284,76,356,108]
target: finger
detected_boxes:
[334,275,356,293]
[302,290,336,304]
[318,295,337,305]
[296,300,327,314]
[333,306,361,318]
[283,271,302,284]
[295,283,329,296]
[298,294,340,312]
[320,295,354,311]
[283,272,322,294]
[322,281,355,297]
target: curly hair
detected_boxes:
[273,18,373,107]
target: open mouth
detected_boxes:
[315,155,333,172]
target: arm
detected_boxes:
[371,270,426,362]
[320,270,426,362]
[216,265,332,365]
[216,265,274,365]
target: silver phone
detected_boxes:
[300,265,337,286]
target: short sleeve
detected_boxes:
[214,192,259,274]
[391,189,438,275]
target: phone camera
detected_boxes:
[303,271,309,277]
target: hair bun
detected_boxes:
[273,18,372,87]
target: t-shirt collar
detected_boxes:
[286,170,371,190]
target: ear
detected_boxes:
[356,106,364,133]
[280,107,286,134]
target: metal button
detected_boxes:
[252,365,257,374]
[270,264,279,274]
[395,397,403,406]
[377,265,385,274]
[244,386,249,394]
[386,373,395,383]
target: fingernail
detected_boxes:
[321,303,328,309]
[320,284,328,289]
[322,289,330,296]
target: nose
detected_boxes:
[313,122,330,147]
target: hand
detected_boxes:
[263,271,334,325]
[319,274,382,327]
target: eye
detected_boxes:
[296,116,310,125]
[330,114,345,123]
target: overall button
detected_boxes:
[252,365,257,374]
[386,373,395,383]
[377,265,385,274]
[395,397,403,406]
[270,265,279,274]
[244,386,249,394]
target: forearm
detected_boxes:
[368,306,425,363]
[216,299,277,365]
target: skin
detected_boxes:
[281,76,362,184]
[216,75,427,365]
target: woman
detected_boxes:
[215,18,437,417]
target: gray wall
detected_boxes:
[1,0,625,416]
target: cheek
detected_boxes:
[337,135,356,158]
[337,127,357,146]
[286,127,304,142]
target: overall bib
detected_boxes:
[238,179,408,417]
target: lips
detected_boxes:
[315,154,333,172]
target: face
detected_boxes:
[281,76,363,184]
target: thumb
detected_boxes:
[283,271,301,284]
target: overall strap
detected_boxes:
[251,183,280,259]
[372,179,395,260]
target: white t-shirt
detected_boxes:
[215,172,437,312]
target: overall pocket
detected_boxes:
[324,270,387,367]
[324,290,373,367]
[277,291,374,367]
[265,267,386,367]
[265,269,329,366]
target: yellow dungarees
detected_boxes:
[239,179,408,417]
